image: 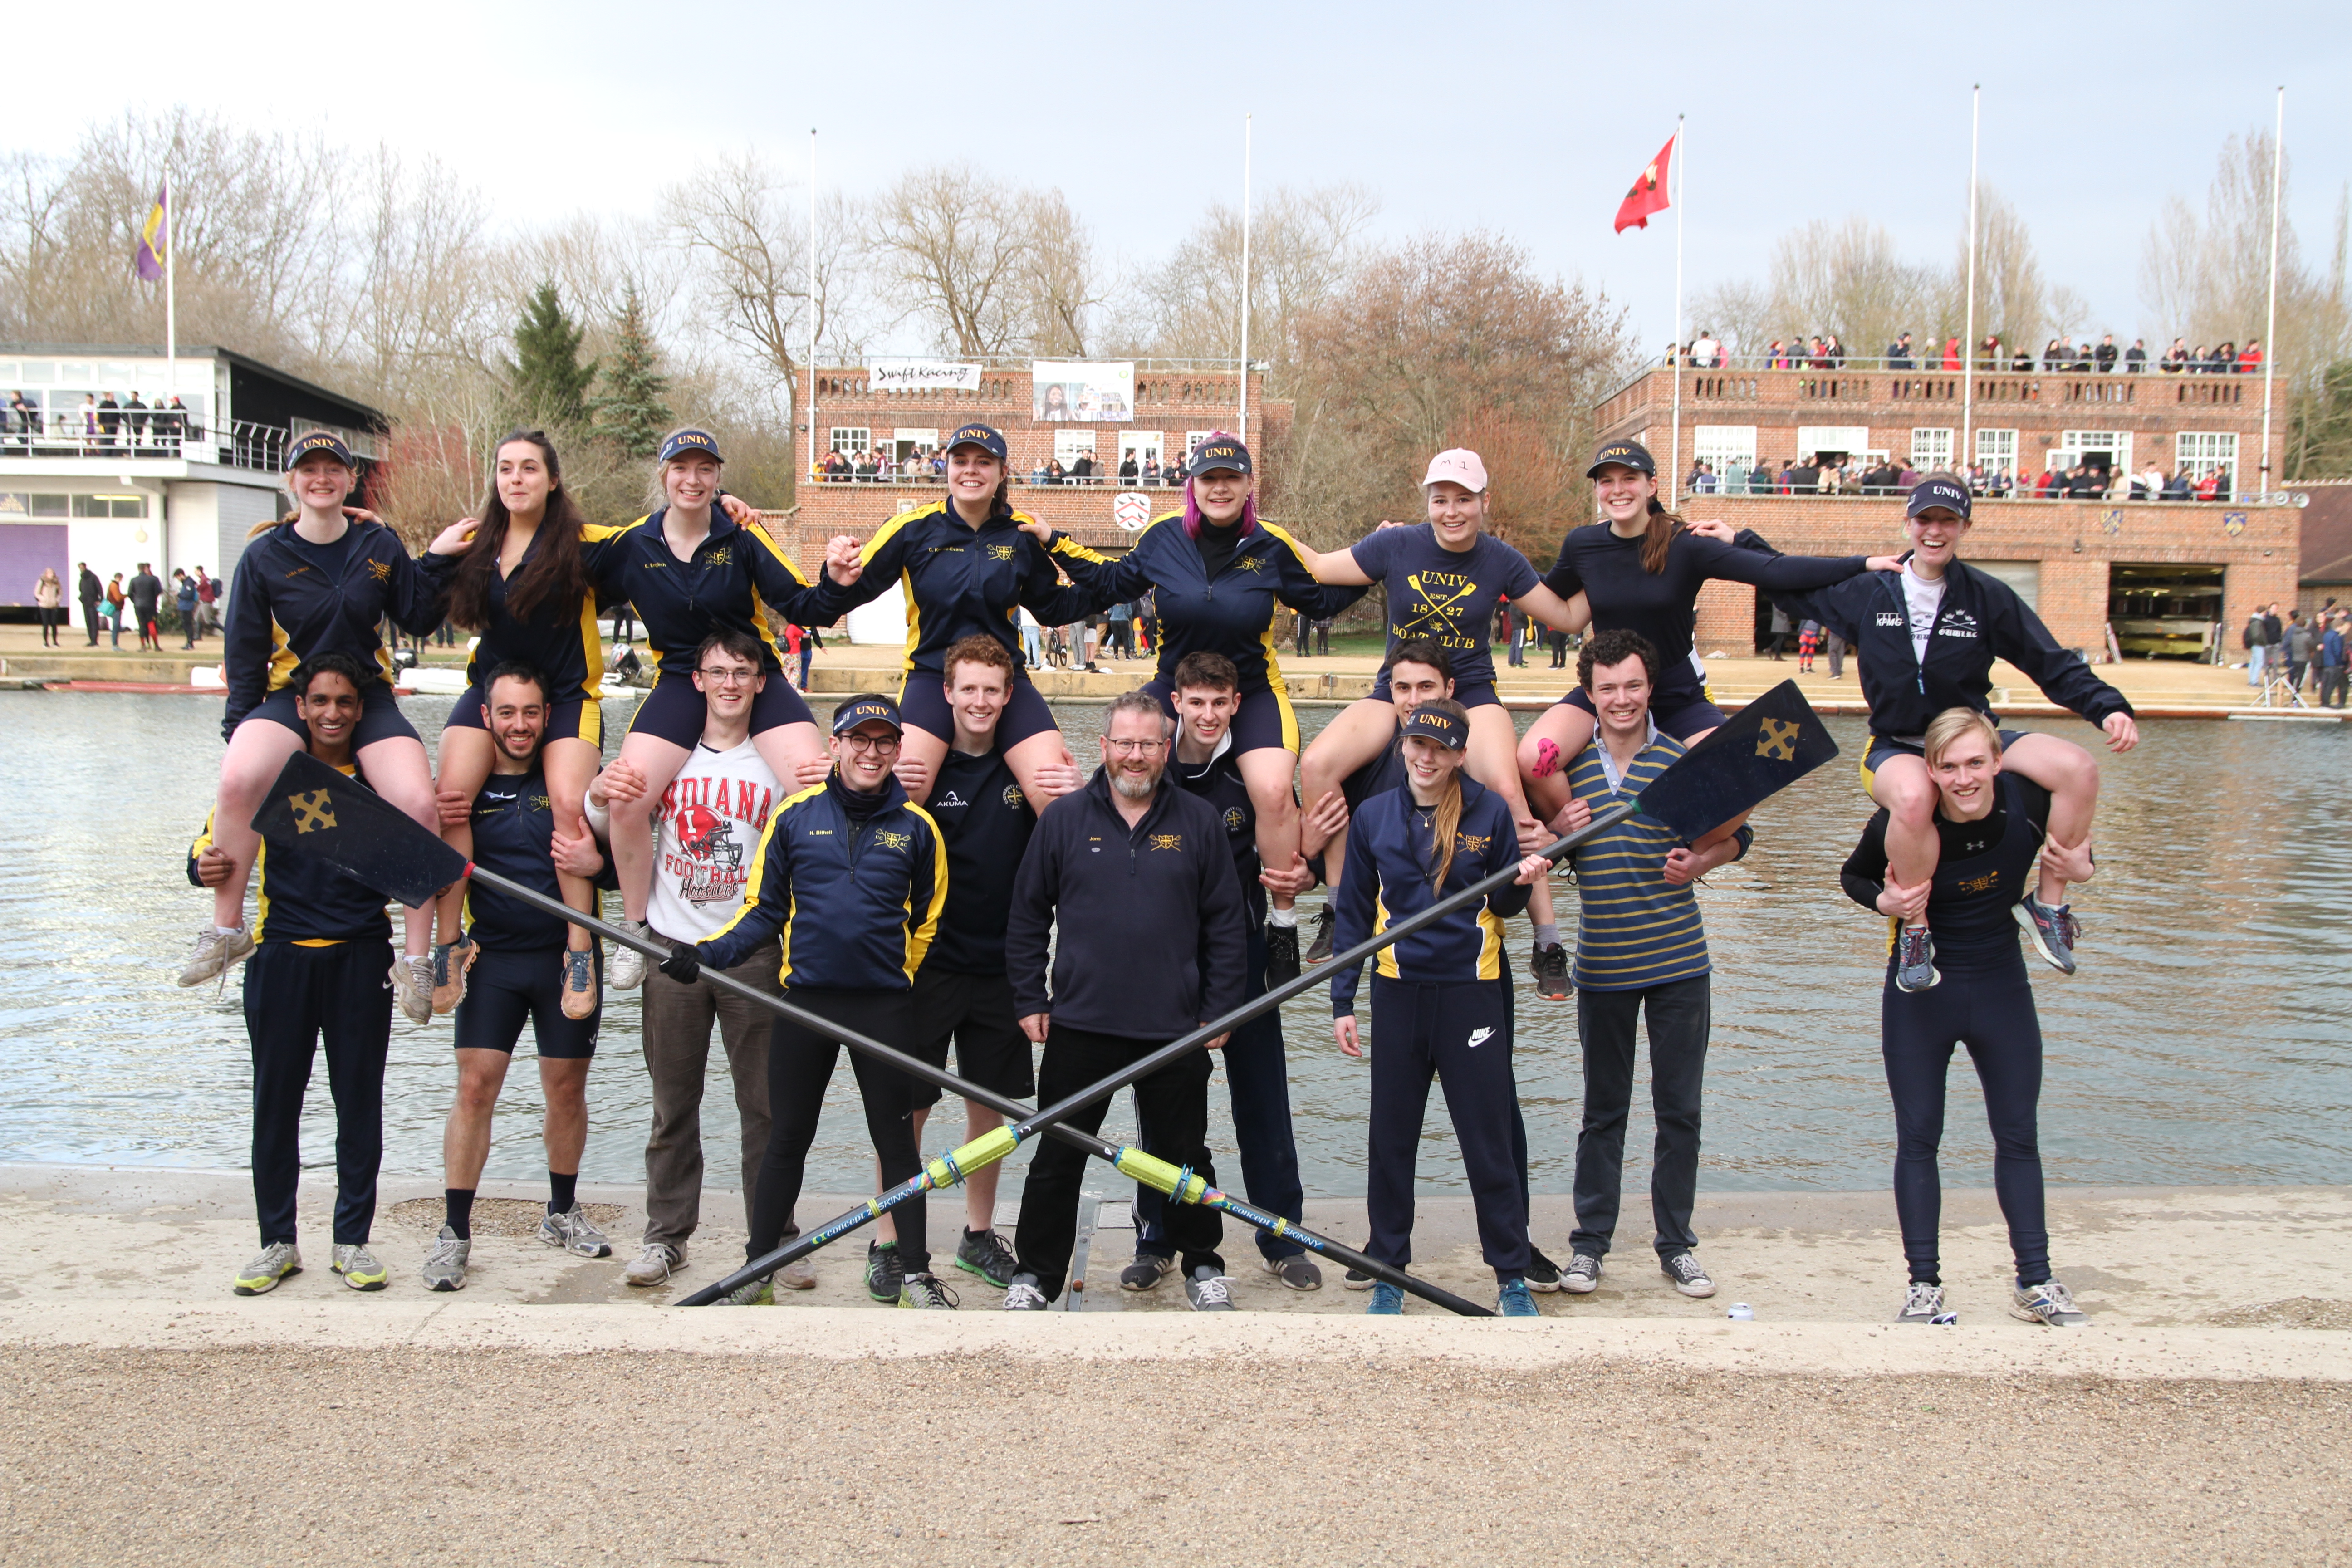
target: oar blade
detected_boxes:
[250,750,465,908]
[1635,680,1839,839]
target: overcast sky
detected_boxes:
[11,0,2347,354]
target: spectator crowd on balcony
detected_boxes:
[4,389,201,453]
[816,441,1189,486]
[1681,452,2234,504]
[1671,329,2266,377]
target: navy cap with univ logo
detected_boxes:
[1906,474,1973,521]
[658,428,724,464]
[1398,706,1468,751]
[946,423,1008,461]
[1586,439,1656,479]
[285,431,355,470]
[1186,437,1253,479]
[830,694,904,736]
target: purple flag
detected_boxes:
[134,181,168,281]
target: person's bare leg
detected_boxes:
[1299,697,1396,818]
[1004,728,1075,807]
[208,720,306,929]
[609,731,692,923]
[1869,754,1940,929]
[433,726,494,946]
[1999,733,2099,906]
[1239,747,1301,914]
[896,726,949,805]
[1518,702,1597,831]
[442,1049,513,1191]
[357,734,440,959]
[750,721,828,806]
[539,1056,592,1178]
[544,736,603,955]
[1467,705,1556,932]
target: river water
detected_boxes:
[0,689,2346,1200]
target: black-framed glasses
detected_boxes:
[1105,737,1166,755]
[841,733,901,754]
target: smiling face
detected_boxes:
[1586,654,1652,741]
[944,657,1010,743]
[1401,733,1467,793]
[946,445,1003,510]
[285,452,355,512]
[1173,682,1238,751]
[297,671,362,759]
[1384,657,1454,719]
[1192,467,1248,523]
[692,645,763,721]
[1424,481,1487,549]
[483,674,549,764]
[829,720,900,790]
[1592,463,1656,529]
[1906,507,1970,571]
[1100,706,1169,800]
[662,452,721,511]
[495,440,554,519]
[1928,730,2000,821]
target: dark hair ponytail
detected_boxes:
[1639,495,1686,575]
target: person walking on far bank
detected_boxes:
[175,569,199,648]
[128,562,164,651]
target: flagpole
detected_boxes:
[1960,86,1980,475]
[806,129,818,490]
[1668,114,1685,509]
[1238,112,1252,436]
[2259,86,2284,499]
[163,176,176,421]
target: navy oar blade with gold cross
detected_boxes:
[1632,679,1839,840]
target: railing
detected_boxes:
[808,469,1187,489]
[1600,353,2269,407]
[0,416,377,470]
[1681,477,2251,504]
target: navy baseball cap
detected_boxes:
[946,423,1008,461]
[285,431,355,470]
[830,694,904,736]
[1186,436,1253,479]
[1906,474,1973,521]
[1398,706,1468,751]
[1586,439,1656,479]
[659,428,724,464]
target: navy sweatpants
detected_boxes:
[1364,974,1529,1279]
[245,939,394,1247]
[1882,956,2049,1286]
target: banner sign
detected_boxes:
[1033,361,1134,422]
[869,358,982,392]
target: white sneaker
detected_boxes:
[331,1243,387,1291]
[2011,1277,2089,1327]
[232,1240,301,1295]
[538,1203,612,1258]
[625,1240,684,1287]
[421,1226,470,1291]
[607,921,649,991]
[389,955,433,1025]
[179,924,255,987]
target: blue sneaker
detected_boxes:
[1893,925,1940,992]
[1367,1281,1405,1315]
[2015,896,2080,975]
[1497,1278,1539,1317]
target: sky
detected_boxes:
[11,0,2348,354]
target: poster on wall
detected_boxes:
[869,359,982,392]
[1032,362,1133,422]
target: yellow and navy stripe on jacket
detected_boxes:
[222,519,446,730]
[829,499,1100,676]
[1564,731,1712,992]
[1328,776,1530,1016]
[186,760,392,945]
[1045,514,1367,698]
[418,529,607,703]
[581,509,843,678]
[697,773,946,990]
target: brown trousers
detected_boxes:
[639,938,781,1250]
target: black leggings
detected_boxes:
[1881,958,2049,1287]
[748,988,928,1275]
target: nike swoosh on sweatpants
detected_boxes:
[1467,1028,1494,1048]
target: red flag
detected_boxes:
[1614,136,1674,233]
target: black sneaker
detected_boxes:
[1264,921,1301,985]
[1343,1261,1376,1291]
[1304,906,1335,964]
[1532,942,1572,1001]
[1524,1247,1563,1293]
[1119,1252,1176,1292]
[864,1240,904,1304]
[1260,1253,1323,1291]
[954,1226,1018,1289]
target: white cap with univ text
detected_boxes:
[1421,449,1489,493]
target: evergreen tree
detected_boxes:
[589,284,674,459]
[507,282,596,426]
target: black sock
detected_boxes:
[549,1171,577,1215]
[445,1188,475,1239]
[1911,1272,1940,1287]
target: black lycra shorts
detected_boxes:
[246,679,420,749]
[444,684,602,747]
[1140,679,1300,755]
[452,945,600,1058]
[626,670,813,749]
[1554,686,1727,742]
[897,669,1059,750]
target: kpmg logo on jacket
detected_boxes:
[1876,612,1905,627]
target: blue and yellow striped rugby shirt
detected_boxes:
[1565,730,1711,992]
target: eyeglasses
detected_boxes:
[840,733,901,754]
[1104,738,1166,755]
[696,666,758,686]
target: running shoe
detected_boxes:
[179,925,255,988]
[1304,906,1335,965]
[607,920,651,992]
[1002,1275,1049,1310]
[421,1226,470,1291]
[232,1240,301,1296]
[1531,942,1572,1002]
[332,1243,388,1291]
[1367,1282,1405,1315]
[625,1241,683,1287]
[429,936,475,1014]
[954,1227,1019,1289]
[864,1241,905,1304]
[559,948,598,1020]
[2010,1277,2088,1327]
[1893,925,1940,993]
[1497,1278,1540,1318]
[1263,921,1301,986]
[1896,1281,1956,1325]
[1661,1252,1715,1298]
[777,1254,816,1291]
[1260,1253,1323,1291]
[539,1203,612,1258]
[1525,1247,1563,1293]
[1119,1252,1176,1292]
[1563,1253,1602,1294]
[1183,1265,1236,1312]
[899,1273,960,1310]
[2015,897,2082,975]
[1343,1262,1375,1291]
[716,1276,773,1307]
[389,955,434,1025]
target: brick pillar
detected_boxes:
[2034,558,2110,655]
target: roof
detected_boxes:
[0,343,386,430]
[2299,482,2352,585]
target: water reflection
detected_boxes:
[0,690,2344,1198]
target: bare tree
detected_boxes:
[1141,183,1378,379]
[1017,189,1102,358]
[662,152,865,384]
[1760,216,1940,362]
[1960,186,2048,353]
[871,165,1029,357]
